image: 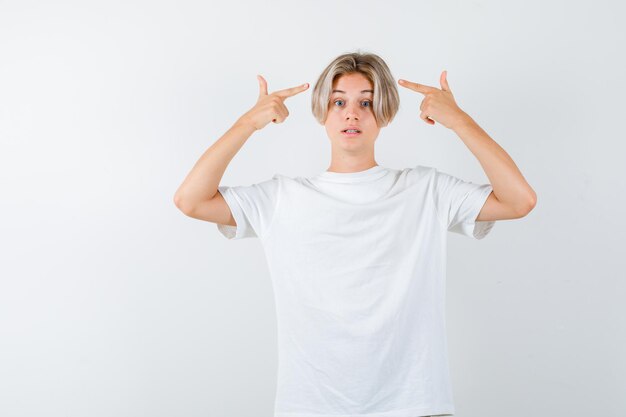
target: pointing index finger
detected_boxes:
[273,82,310,99]
[398,79,438,95]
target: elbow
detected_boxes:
[173,192,191,214]
[528,189,537,211]
[173,192,182,208]
[519,192,537,217]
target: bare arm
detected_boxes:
[173,75,309,223]
[173,118,256,214]
[398,72,536,216]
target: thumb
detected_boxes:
[257,74,268,97]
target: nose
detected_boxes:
[344,103,361,120]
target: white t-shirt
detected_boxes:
[216,164,495,417]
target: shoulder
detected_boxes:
[406,164,437,184]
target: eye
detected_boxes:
[332,99,373,107]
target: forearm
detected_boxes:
[451,114,537,212]
[173,118,256,211]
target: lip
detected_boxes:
[341,127,362,137]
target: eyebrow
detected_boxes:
[332,89,373,94]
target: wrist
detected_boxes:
[451,111,474,131]
[233,117,258,133]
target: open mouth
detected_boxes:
[342,129,362,136]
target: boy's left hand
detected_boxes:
[398,70,470,130]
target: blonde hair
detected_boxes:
[311,50,400,127]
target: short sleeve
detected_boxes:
[431,168,495,240]
[216,175,281,240]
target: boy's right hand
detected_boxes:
[236,75,309,131]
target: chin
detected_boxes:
[336,138,372,149]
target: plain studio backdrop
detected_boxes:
[1,0,624,416]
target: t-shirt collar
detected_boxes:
[315,165,387,182]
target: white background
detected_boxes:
[1,0,624,416]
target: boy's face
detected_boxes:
[324,72,381,151]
